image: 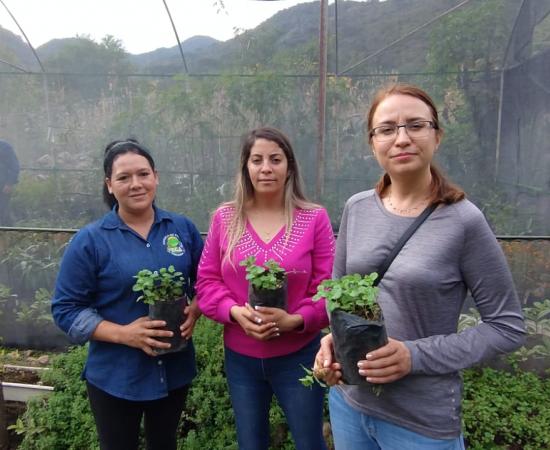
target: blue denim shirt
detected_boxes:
[52,206,203,401]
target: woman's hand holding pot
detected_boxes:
[252,305,303,333]
[313,333,343,386]
[357,338,411,384]
[118,316,173,356]
[180,297,202,340]
[230,303,279,340]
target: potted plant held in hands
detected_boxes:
[240,256,287,310]
[132,265,188,355]
[313,273,388,385]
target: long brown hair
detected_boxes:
[367,83,465,205]
[222,127,318,265]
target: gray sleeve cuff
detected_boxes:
[403,340,420,373]
[67,308,103,344]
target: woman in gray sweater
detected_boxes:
[315,83,525,449]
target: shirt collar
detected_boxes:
[100,204,172,230]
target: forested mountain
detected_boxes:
[0,25,38,70]
[128,0,464,74]
[0,0,491,74]
[129,35,219,69]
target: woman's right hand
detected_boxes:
[118,316,173,356]
[313,333,343,386]
[230,303,279,341]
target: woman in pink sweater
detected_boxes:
[196,127,334,450]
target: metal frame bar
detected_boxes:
[162,0,189,73]
[338,0,472,76]
[0,0,44,72]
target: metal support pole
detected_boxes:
[494,70,505,182]
[316,0,328,201]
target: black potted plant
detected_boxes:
[312,273,388,386]
[132,265,188,355]
[240,256,287,310]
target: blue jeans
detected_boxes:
[224,337,327,450]
[329,388,465,450]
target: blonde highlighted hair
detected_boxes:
[221,126,318,266]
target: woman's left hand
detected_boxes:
[357,338,412,384]
[251,305,303,334]
[180,297,202,339]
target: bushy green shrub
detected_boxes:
[13,319,297,449]
[12,324,550,450]
[179,317,236,449]
[180,317,295,450]
[462,367,550,449]
[16,345,98,450]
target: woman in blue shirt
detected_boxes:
[52,139,203,450]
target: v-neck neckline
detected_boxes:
[246,220,286,247]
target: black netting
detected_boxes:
[1,229,547,349]
[1,0,548,233]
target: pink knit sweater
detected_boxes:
[196,206,335,358]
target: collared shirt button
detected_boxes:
[160,377,164,383]
[158,360,163,365]
[146,243,151,248]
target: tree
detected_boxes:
[43,35,134,99]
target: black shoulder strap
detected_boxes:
[374,203,438,286]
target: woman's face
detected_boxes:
[370,94,440,178]
[105,152,158,215]
[246,138,289,198]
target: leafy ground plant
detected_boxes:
[132,265,185,305]
[15,288,53,326]
[13,345,99,449]
[462,366,550,449]
[240,256,286,290]
[523,299,550,335]
[299,364,328,388]
[0,283,11,318]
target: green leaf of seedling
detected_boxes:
[312,273,381,319]
[132,266,186,305]
[298,364,327,389]
[240,256,286,291]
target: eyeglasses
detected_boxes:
[369,120,437,143]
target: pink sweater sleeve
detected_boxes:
[196,210,238,324]
[293,208,334,332]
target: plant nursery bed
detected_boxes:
[1,348,57,448]
[2,365,46,384]
[2,364,53,402]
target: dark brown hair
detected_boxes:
[102,139,155,208]
[368,83,465,205]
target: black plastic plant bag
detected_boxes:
[331,309,388,385]
[248,280,288,310]
[148,296,188,355]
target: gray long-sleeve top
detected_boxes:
[334,190,525,439]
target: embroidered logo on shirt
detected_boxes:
[164,234,185,256]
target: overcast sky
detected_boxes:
[0,0,317,54]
